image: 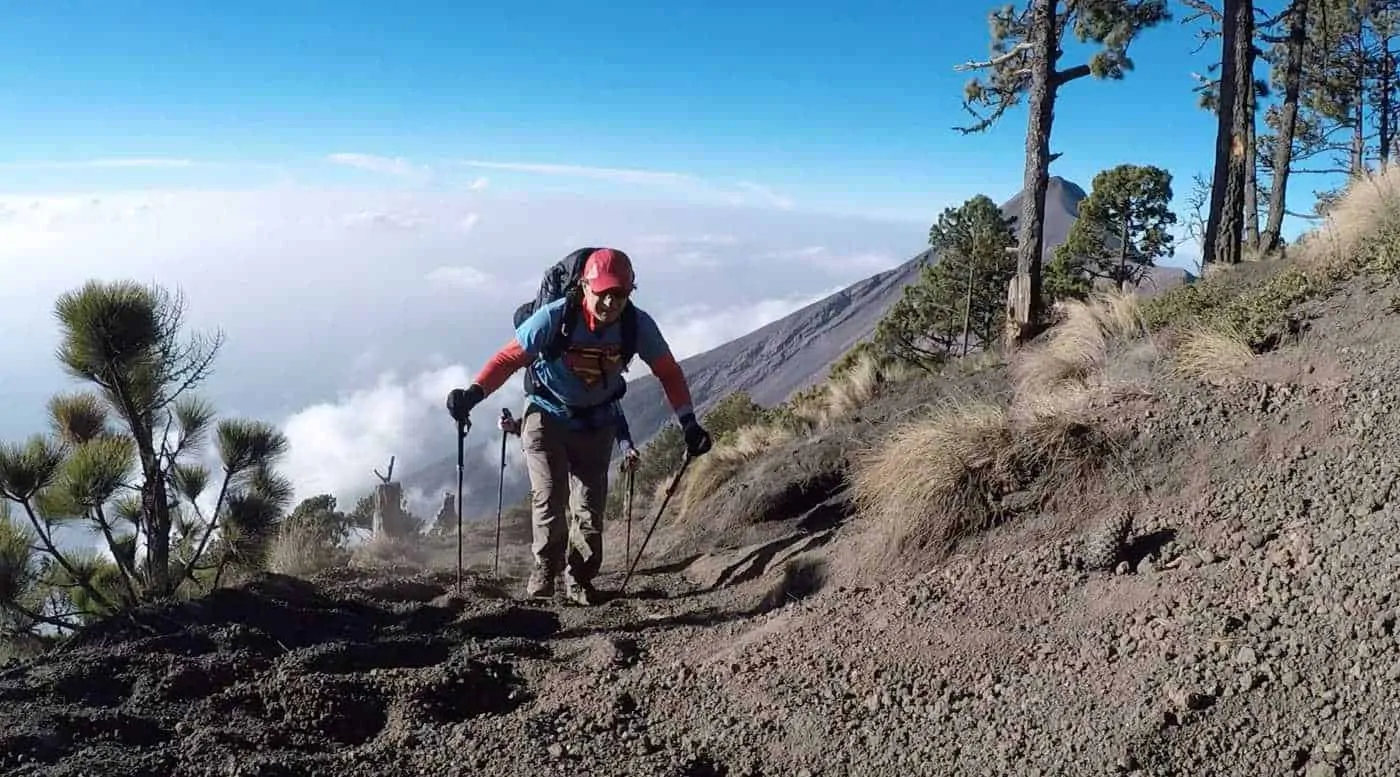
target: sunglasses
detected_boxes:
[586,285,633,304]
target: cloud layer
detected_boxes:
[0,183,927,512]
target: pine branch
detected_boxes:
[4,600,79,631]
[15,499,118,613]
[92,504,141,601]
[1053,63,1093,87]
[176,471,233,587]
[1182,0,1222,24]
[954,41,1034,72]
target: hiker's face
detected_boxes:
[584,284,630,323]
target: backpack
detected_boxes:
[513,247,639,410]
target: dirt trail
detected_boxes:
[7,272,1400,776]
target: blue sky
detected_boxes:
[0,0,1314,246]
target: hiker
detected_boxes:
[446,247,711,605]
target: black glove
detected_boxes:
[446,384,485,424]
[678,413,712,458]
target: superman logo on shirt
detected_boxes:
[563,344,625,388]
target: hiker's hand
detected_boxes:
[620,445,641,472]
[498,416,521,435]
[679,413,712,458]
[446,384,484,424]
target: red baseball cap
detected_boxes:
[582,248,635,293]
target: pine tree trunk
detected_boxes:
[1353,98,1366,175]
[1205,0,1251,267]
[1009,0,1059,343]
[1381,41,1394,166]
[961,259,974,356]
[1261,0,1309,254]
[1118,216,1131,291]
[1244,90,1259,252]
[1352,38,1366,176]
[139,452,173,596]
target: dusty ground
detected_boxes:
[7,269,1400,776]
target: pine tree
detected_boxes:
[1202,0,1255,266]
[955,0,1171,343]
[872,195,1017,369]
[1259,0,1312,252]
[1051,164,1178,293]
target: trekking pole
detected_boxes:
[494,408,512,578]
[619,451,694,594]
[455,417,470,594]
[624,465,635,569]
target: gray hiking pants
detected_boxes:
[520,405,614,586]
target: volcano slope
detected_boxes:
[10,178,1400,776]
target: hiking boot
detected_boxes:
[526,568,556,599]
[564,580,599,607]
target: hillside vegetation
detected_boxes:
[652,160,1400,577]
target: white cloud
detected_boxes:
[458,212,480,233]
[455,159,696,186]
[628,234,737,269]
[668,250,723,269]
[342,209,427,230]
[633,233,737,248]
[453,159,796,210]
[328,152,428,180]
[278,363,530,516]
[425,264,494,289]
[468,177,489,191]
[760,245,900,273]
[737,181,795,210]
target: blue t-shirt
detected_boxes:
[515,298,671,426]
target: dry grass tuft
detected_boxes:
[1296,163,1400,275]
[677,422,797,520]
[781,351,915,432]
[348,533,430,570]
[851,400,1013,563]
[1173,323,1256,385]
[824,355,882,420]
[1008,387,1121,483]
[1012,289,1147,399]
[266,520,349,578]
[852,389,1123,572]
[852,289,1141,574]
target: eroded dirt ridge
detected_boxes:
[1,571,551,774]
